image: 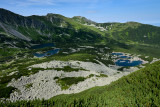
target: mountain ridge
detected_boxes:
[0,8,160,52]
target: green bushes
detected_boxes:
[0,85,16,98]
[0,48,21,58]
[56,77,86,90]
[98,74,108,77]
[54,66,86,72]
[25,83,33,89]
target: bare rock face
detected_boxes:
[0,22,31,41]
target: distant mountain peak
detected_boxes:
[72,16,96,25]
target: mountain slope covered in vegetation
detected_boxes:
[0,8,105,46]
[0,8,160,47]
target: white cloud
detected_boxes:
[9,0,110,7]
[10,0,55,6]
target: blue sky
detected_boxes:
[0,0,160,25]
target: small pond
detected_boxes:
[32,43,59,57]
[115,59,143,66]
[112,52,143,67]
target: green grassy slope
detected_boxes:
[1,60,160,106]
[72,18,160,46]
[106,22,160,46]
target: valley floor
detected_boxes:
[0,44,159,104]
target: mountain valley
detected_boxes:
[0,8,160,106]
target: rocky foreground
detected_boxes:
[7,60,137,102]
